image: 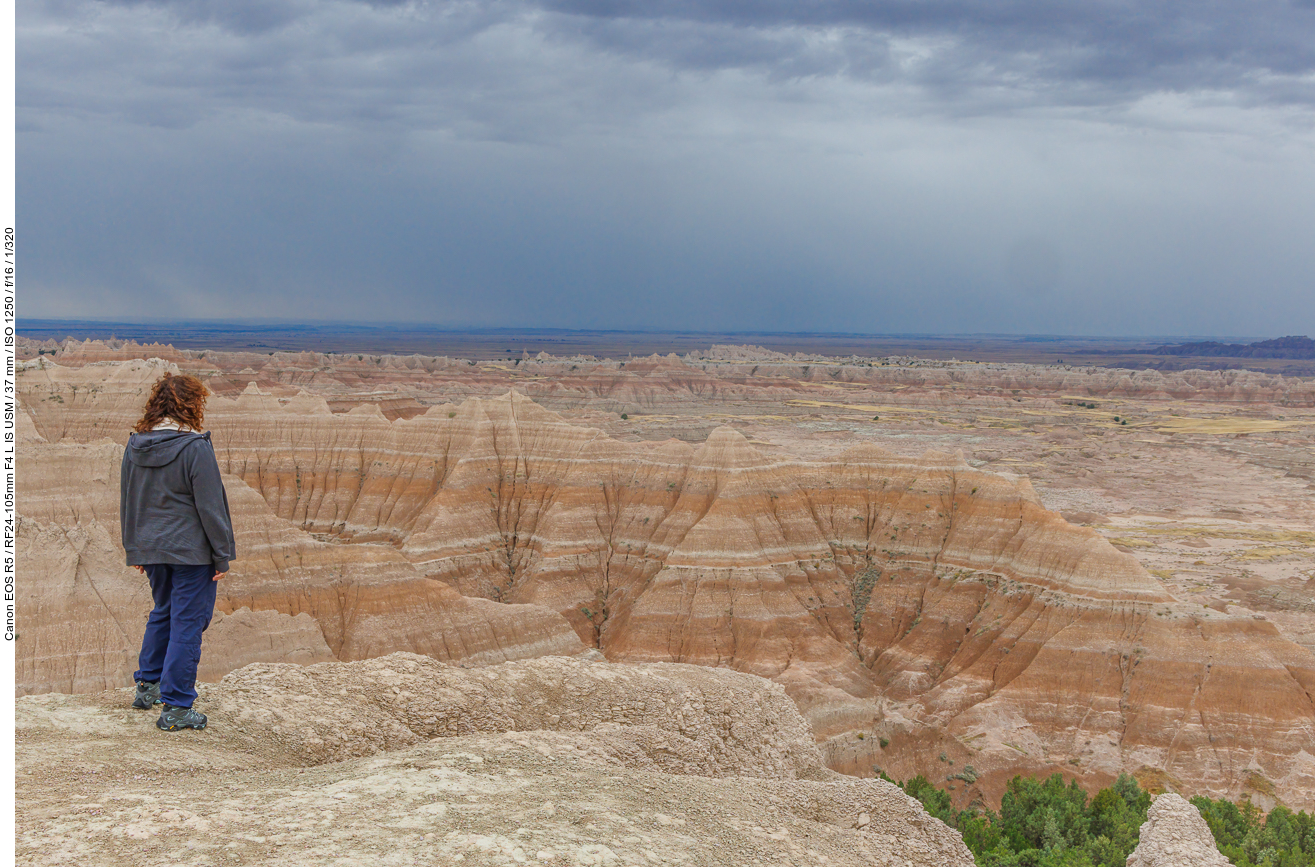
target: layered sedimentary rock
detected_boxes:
[16,358,1315,810]
[15,394,588,695]
[16,654,976,866]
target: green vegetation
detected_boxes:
[884,772,1315,867]
[886,772,1143,865]
[620,413,629,420]
[1191,797,1315,866]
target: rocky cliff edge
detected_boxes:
[16,653,974,867]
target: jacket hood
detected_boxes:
[126,430,210,468]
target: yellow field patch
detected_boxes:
[1115,526,1315,546]
[1019,409,1109,418]
[1147,416,1305,435]
[1235,546,1299,560]
[786,400,930,414]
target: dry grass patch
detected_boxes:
[1109,537,1156,549]
[1112,526,1315,546]
[786,400,930,415]
[1146,416,1305,435]
[1234,546,1300,560]
[1134,767,1184,796]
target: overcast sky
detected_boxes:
[18,0,1315,336]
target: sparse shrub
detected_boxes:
[948,765,978,784]
[850,567,881,633]
[620,413,629,420]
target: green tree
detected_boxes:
[902,775,956,824]
[999,775,1091,853]
[892,769,1315,867]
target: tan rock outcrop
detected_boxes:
[217,652,829,776]
[16,654,976,867]
[1125,793,1231,867]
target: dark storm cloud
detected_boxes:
[19,0,1315,138]
[16,0,1315,336]
[545,0,1315,110]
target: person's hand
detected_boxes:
[134,565,146,575]
[213,571,227,581]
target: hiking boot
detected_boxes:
[156,705,208,731]
[132,681,162,709]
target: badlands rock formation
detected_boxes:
[16,654,976,867]
[22,337,1315,411]
[16,356,1315,810]
[15,383,587,696]
[1124,794,1232,867]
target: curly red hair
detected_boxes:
[134,373,210,433]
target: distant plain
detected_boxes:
[20,320,1315,375]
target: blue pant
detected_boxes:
[134,563,218,708]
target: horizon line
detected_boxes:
[15,319,1281,344]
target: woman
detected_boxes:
[120,372,236,732]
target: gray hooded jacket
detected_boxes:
[120,429,236,573]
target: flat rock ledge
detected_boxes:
[1125,793,1231,867]
[17,653,974,866]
